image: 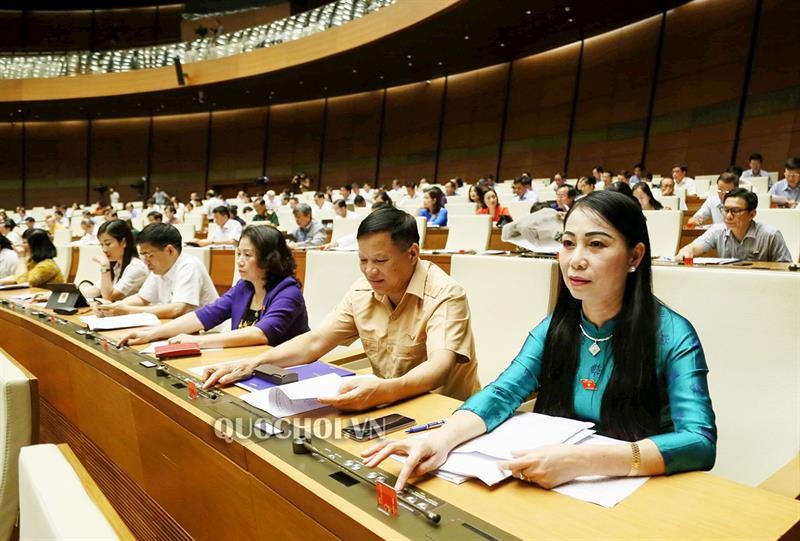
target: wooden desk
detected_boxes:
[0,292,798,540]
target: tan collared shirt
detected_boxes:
[324,260,480,401]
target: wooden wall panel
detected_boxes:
[0,11,23,50]
[209,107,268,185]
[569,16,660,177]
[90,118,150,205]
[379,79,445,184]
[150,113,209,199]
[736,0,800,169]
[25,120,88,207]
[438,64,507,183]
[500,43,580,180]
[321,90,383,188]
[646,0,755,177]
[265,99,325,190]
[0,123,23,210]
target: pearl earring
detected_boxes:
[629,266,636,272]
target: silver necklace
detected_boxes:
[579,323,613,356]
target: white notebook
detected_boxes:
[241,373,345,417]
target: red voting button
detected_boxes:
[581,378,597,391]
[102,338,109,352]
[376,481,398,516]
[187,381,199,400]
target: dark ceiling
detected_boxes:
[2,0,690,121]
[0,1,182,9]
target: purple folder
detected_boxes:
[234,360,355,393]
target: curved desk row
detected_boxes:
[0,290,797,540]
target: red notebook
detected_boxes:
[154,342,201,359]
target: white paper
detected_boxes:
[79,312,160,330]
[692,257,741,265]
[506,238,560,254]
[241,373,346,417]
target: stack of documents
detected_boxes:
[80,313,160,330]
[241,373,347,417]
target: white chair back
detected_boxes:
[182,246,211,271]
[0,350,37,541]
[173,223,196,241]
[275,208,295,233]
[445,215,492,252]
[303,251,362,330]
[398,200,422,216]
[538,188,556,202]
[53,229,71,245]
[69,217,83,237]
[653,194,680,210]
[53,244,73,279]
[311,206,336,221]
[19,444,127,540]
[450,256,558,384]
[445,202,478,217]
[73,245,104,287]
[642,210,683,257]
[756,193,771,210]
[755,209,800,261]
[184,212,204,232]
[506,200,533,221]
[331,218,362,242]
[694,177,714,199]
[415,216,427,248]
[353,206,371,219]
[747,176,769,194]
[652,266,800,486]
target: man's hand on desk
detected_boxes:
[362,436,450,492]
[93,301,130,317]
[317,377,386,412]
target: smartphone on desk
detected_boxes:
[342,414,416,441]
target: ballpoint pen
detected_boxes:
[405,419,446,433]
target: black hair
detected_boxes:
[748,153,763,162]
[513,175,531,187]
[353,195,366,205]
[357,206,419,249]
[334,199,347,209]
[632,183,663,210]
[607,181,634,199]
[725,187,758,211]
[634,163,644,169]
[0,233,12,252]
[726,164,743,177]
[593,165,604,173]
[580,176,596,186]
[25,217,35,224]
[558,186,578,200]
[239,225,297,289]
[340,184,352,192]
[23,228,57,262]
[785,156,800,170]
[1,219,16,231]
[673,163,688,173]
[374,191,394,207]
[535,191,661,441]
[314,192,326,199]
[213,205,230,217]
[717,172,739,188]
[147,211,163,221]
[619,169,631,179]
[425,186,444,215]
[98,219,139,282]
[471,184,488,208]
[136,223,182,253]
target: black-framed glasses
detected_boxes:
[721,207,748,216]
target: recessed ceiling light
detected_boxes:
[500,43,505,47]
[437,61,443,66]
[525,10,532,15]
[408,62,413,67]
[568,18,573,22]
[352,68,357,73]
[464,35,469,40]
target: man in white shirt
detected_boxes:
[401,182,424,204]
[339,184,356,204]
[512,176,538,202]
[672,163,697,196]
[0,219,22,246]
[197,205,242,246]
[659,177,688,211]
[203,190,226,215]
[313,192,333,211]
[95,223,218,319]
[264,190,282,211]
[78,219,99,245]
[690,173,739,225]
[334,199,359,219]
[740,153,769,183]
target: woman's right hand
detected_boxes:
[361,437,452,491]
[202,360,255,389]
[118,329,154,346]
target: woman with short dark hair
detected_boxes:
[119,225,309,349]
[364,191,717,491]
[0,228,64,287]
[418,187,448,226]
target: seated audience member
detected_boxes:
[592,165,605,189]
[0,219,22,246]
[119,226,309,349]
[164,205,181,225]
[288,203,326,248]
[740,153,768,182]
[45,215,65,237]
[632,183,663,210]
[78,219,98,245]
[94,223,218,318]
[468,184,485,211]
[353,195,367,208]
[658,177,687,210]
[312,192,334,212]
[630,163,644,185]
[617,170,632,184]
[551,185,577,212]
[0,229,64,287]
[690,173,739,225]
[512,176,538,202]
[197,206,242,246]
[443,180,460,197]
[768,157,800,208]
[339,184,356,204]
[576,176,596,197]
[374,190,394,207]
[607,181,635,199]
[147,210,162,224]
[24,217,36,230]
[402,181,424,204]
[418,186,448,226]
[55,209,69,227]
[79,220,148,302]
[237,190,251,205]
[671,163,697,196]
[286,196,300,210]
[230,206,246,226]
[152,186,169,207]
[364,191,717,491]
[548,172,567,190]
[333,199,359,220]
[204,190,226,214]
[251,199,279,226]
[352,184,371,204]
[477,188,512,224]
[677,188,792,262]
[601,170,615,188]
[124,202,141,219]
[203,207,480,410]
[0,234,19,279]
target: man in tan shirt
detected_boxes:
[202,207,480,411]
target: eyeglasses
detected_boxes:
[785,170,800,179]
[721,207,749,216]
[139,251,157,260]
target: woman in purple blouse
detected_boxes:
[120,225,309,348]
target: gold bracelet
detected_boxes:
[629,442,641,476]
